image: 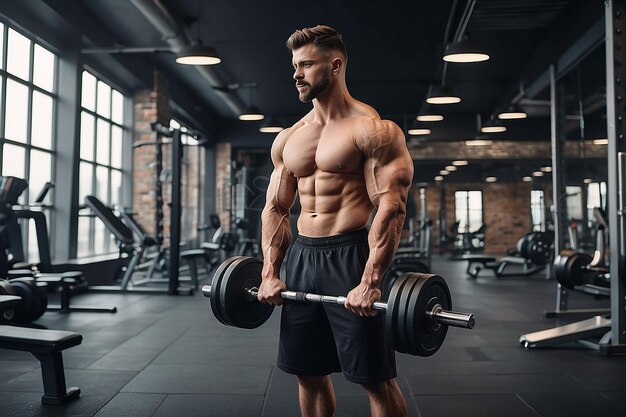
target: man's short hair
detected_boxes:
[286,25,347,59]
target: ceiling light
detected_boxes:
[485,176,497,183]
[465,139,493,146]
[532,171,544,177]
[443,39,489,63]
[540,166,552,172]
[435,175,444,181]
[259,117,283,133]
[416,104,444,122]
[593,138,608,145]
[439,170,450,175]
[480,118,507,133]
[408,128,431,136]
[522,176,532,182]
[426,84,461,104]
[498,105,527,120]
[408,121,431,136]
[445,165,457,171]
[239,105,264,121]
[452,160,468,166]
[175,44,221,65]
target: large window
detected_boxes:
[77,70,125,257]
[0,22,57,263]
[530,190,545,231]
[586,181,606,226]
[565,186,583,220]
[455,191,483,233]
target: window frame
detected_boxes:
[454,190,484,234]
[77,69,127,257]
[0,21,58,263]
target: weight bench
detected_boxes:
[0,325,82,405]
[462,254,550,279]
[461,255,497,279]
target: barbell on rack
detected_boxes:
[202,256,475,357]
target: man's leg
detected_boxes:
[362,378,407,417]
[297,375,336,417]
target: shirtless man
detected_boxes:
[258,25,414,417]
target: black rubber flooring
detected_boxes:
[1,255,625,417]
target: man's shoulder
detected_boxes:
[353,117,403,139]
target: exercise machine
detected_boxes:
[462,231,553,279]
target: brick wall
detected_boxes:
[215,142,232,231]
[410,140,607,160]
[413,182,536,255]
[132,71,171,242]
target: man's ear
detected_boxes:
[331,57,343,74]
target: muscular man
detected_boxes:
[258,25,414,417]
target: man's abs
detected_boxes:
[296,170,373,236]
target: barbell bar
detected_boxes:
[201,286,474,330]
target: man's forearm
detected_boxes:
[261,207,292,279]
[362,201,406,287]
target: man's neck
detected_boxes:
[311,83,353,123]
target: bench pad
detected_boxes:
[0,325,82,354]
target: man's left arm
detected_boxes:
[345,120,414,316]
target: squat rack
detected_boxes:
[520,0,626,354]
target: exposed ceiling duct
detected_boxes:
[130,0,247,117]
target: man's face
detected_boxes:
[292,44,332,102]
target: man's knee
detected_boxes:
[297,374,329,390]
[362,378,401,398]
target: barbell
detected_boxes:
[202,256,475,357]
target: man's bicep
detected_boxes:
[265,163,297,214]
[265,130,297,213]
[364,128,414,207]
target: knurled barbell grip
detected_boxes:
[281,290,474,329]
[201,285,474,329]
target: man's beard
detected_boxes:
[299,72,331,102]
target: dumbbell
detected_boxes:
[202,256,475,357]
[0,278,47,323]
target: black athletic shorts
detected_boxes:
[277,228,397,384]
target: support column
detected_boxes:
[551,64,570,313]
[603,0,626,353]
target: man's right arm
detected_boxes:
[258,130,297,304]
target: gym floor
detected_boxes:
[1,256,625,417]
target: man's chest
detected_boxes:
[282,126,364,177]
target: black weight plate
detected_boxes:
[556,252,594,289]
[9,279,39,323]
[395,274,420,354]
[554,253,576,287]
[0,280,15,295]
[526,232,553,265]
[33,282,48,320]
[0,280,17,322]
[218,256,249,325]
[517,232,535,258]
[385,273,411,354]
[381,272,397,302]
[405,274,451,357]
[515,236,527,257]
[210,256,240,325]
[221,256,274,329]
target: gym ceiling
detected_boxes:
[23,0,606,182]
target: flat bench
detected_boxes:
[0,325,82,405]
[462,254,550,279]
[461,255,497,279]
